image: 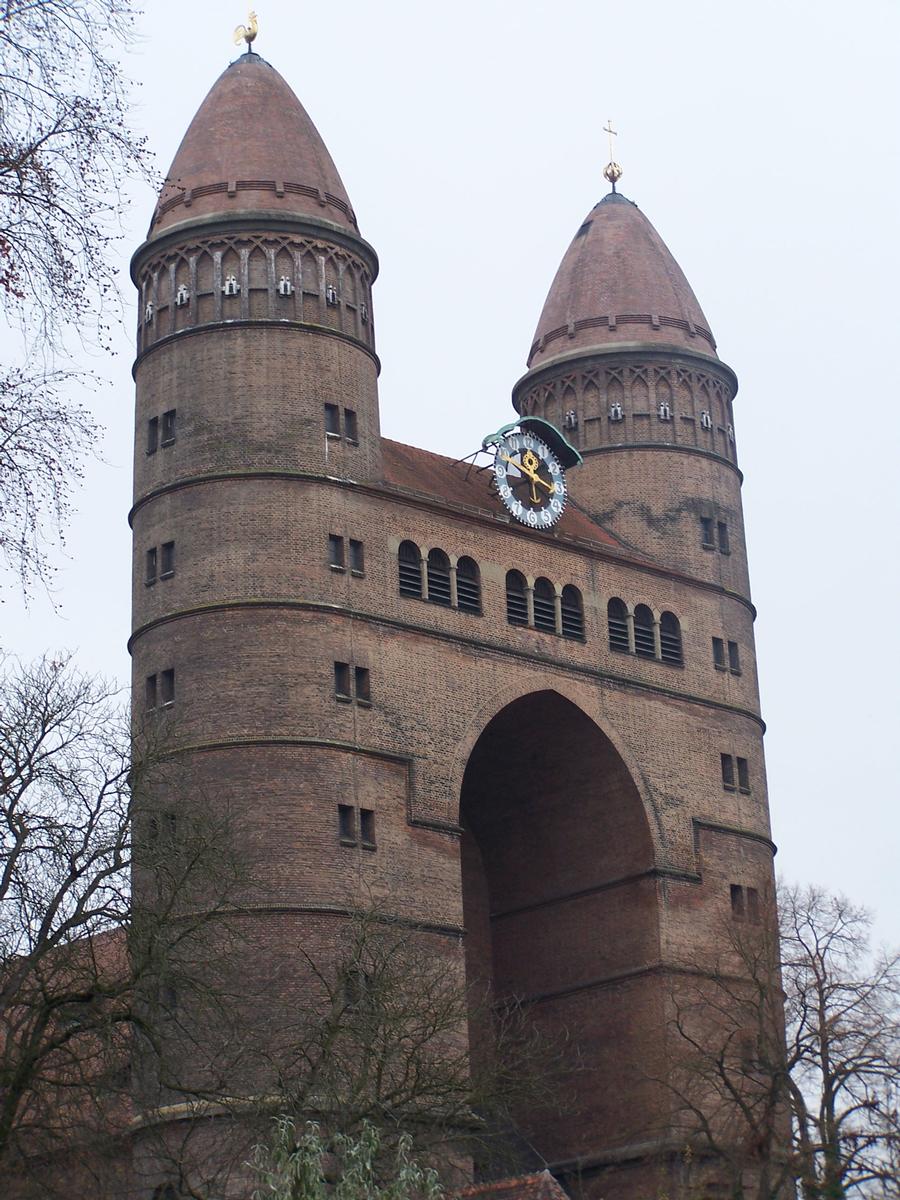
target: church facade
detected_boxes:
[129,48,776,1200]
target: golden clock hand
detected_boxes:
[499,453,554,492]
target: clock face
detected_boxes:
[492,431,567,528]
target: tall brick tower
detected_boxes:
[130,48,776,1200]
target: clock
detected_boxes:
[492,430,567,528]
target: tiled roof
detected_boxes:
[381,438,622,550]
[457,1169,570,1200]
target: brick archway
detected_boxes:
[459,689,659,1172]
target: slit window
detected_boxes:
[161,409,177,446]
[728,641,741,674]
[354,667,371,704]
[328,535,345,570]
[456,556,481,614]
[160,668,175,706]
[717,521,731,554]
[145,674,158,710]
[160,541,175,577]
[147,417,159,455]
[398,541,422,597]
[730,884,745,918]
[338,804,356,844]
[325,403,341,436]
[747,887,760,923]
[721,753,736,791]
[145,547,158,586]
[607,598,629,652]
[633,605,655,658]
[427,549,452,606]
[334,662,351,700]
[700,516,715,548]
[344,409,358,443]
[349,539,365,575]
[713,637,726,670]
[533,577,556,633]
[561,585,584,640]
[360,808,376,849]
[659,612,683,665]
[506,570,528,626]
[737,756,750,793]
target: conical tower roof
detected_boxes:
[150,52,358,236]
[527,192,716,370]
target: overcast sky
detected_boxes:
[2,0,898,942]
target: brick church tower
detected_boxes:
[130,46,776,1200]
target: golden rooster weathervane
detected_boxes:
[234,10,259,51]
[603,119,623,193]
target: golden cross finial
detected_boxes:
[602,118,623,192]
[233,9,259,50]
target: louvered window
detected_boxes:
[660,611,683,665]
[633,605,656,658]
[533,578,556,633]
[607,598,629,652]
[506,571,528,626]
[398,541,422,597]
[427,549,452,606]
[561,585,584,640]
[456,556,481,613]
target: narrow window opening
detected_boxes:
[717,520,731,554]
[427,549,452,606]
[721,753,736,791]
[737,756,750,793]
[660,612,683,665]
[349,539,365,576]
[325,403,341,436]
[145,547,158,586]
[730,884,745,919]
[161,409,177,446]
[160,541,175,578]
[334,662,351,700]
[700,516,715,548]
[561,585,584,640]
[328,534,345,570]
[354,666,371,705]
[344,408,358,444]
[607,598,629,653]
[338,804,356,844]
[713,637,726,670]
[747,887,761,923]
[728,641,741,674]
[160,668,175,706]
[633,605,655,658]
[506,571,528,626]
[533,578,556,633]
[398,541,422,598]
[456,556,481,614]
[147,416,159,455]
[360,808,376,849]
[145,674,158,710]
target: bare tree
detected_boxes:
[0,653,245,1197]
[0,0,153,594]
[661,884,900,1200]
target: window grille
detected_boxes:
[607,598,629,652]
[398,541,422,597]
[427,549,452,606]
[533,578,556,633]
[633,605,655,658]
[456,556,481,613]
[506,571,528,626]
[659,612,683,665]
[560,585,584,639]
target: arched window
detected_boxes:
[426,549,452,606]
[633,604,656,658]
[533,578,556,633]
[660,611,683,665]
[398,541,422,598]
[607,598,629,653]
[561,585,584,640]
[456,556,481,614]
[506,570,528,626]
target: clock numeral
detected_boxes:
[500,485,512,498]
